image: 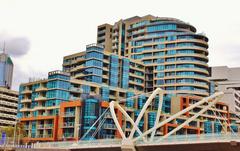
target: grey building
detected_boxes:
[0,50,14,89]
[209,66,240,114]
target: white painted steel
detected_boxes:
[132,92,224,142]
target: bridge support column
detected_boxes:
[121,139,136,151]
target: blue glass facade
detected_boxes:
[121,58,130,89]
[147,24,177,32]
[101,87,109,101]
[46,72,70,105]
[82,98,99,139]
[109,55,119,87]
[85,45,103,84]
[126,92,134,108]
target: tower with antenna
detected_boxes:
[0,41,6,54]
[0,41,13,89]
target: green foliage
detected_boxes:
[0,126,15,137]
[0,123,27,138]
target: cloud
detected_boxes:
[0,33,30,57]
[209,44,240,67]
[12,63,47,91]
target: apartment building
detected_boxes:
[18,15,239,143]
[19,85,240,142]
[63,43,145,93]
[97,15,209,96]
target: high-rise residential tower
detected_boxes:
[97,15,209,97]
[0,48,14,89]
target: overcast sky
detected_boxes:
[0,0,240,90]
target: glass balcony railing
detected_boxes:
[65,112,75,117]
[37,125,44,129]
[63,122,75,127]
[64,133,74,138]
[45,124,53,129]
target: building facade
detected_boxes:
[0,87,18,127]
[18,15,239,143]
[209,66,240,115]
[19,46,240,143]
[18,78,240,142]
[0,52,14,89]
[97,15,209,96]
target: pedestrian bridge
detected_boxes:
[32,89,240,151]
[7,89,240,151]
[33,134,240,151]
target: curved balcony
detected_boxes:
[162,67,209,75]
[161,75,210,82]
[164,60,208,67]
[162,82,209,89]
[164,89,209,96]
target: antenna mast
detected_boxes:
[3,41,6,53]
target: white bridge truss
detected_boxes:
[109,88,224,144]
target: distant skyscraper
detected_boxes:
[0,46,14,89]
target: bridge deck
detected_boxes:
[2,134,240,151]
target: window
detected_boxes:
[165,65,175,69]
[166,44,175,48]
[156,65,164,71]
[153,51,164,56]
[166,50,176,55]
[166,58,175,62]
[147,24,177,32]
[167,35,177,41]
[156,80,164,85]
[156,72,164,78]
[86,51,103,59]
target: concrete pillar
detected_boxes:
[121,139,136,151]
[74,106,80,139]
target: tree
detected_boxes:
[0,123,27,139]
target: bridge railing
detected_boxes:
[136,133,240,145]
[34,139,122,149]
[32,133,240,149]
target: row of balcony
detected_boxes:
[0,113,17,120]
[31,134,53,138]
[21,87,48,94]
[0,100,18,107]
[0,93,18,101]
[0,106,17,113]
[25,124,54,130]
